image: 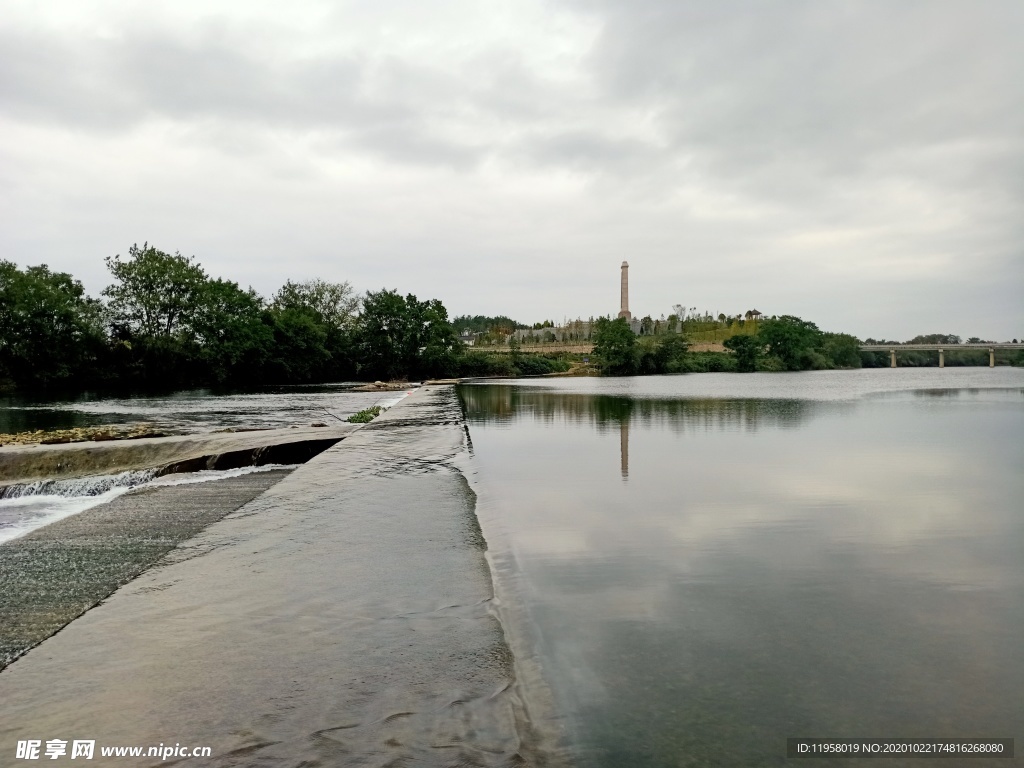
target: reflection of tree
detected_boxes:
[458,386,820,433]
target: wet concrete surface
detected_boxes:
[0,470,291,668]
[0,425,361,485]
[0,387,542,767]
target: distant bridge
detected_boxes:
[859,343,1024,368]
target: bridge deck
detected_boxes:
[860,343,1023,351]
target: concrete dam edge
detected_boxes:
[0,385,568,767]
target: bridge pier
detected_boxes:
[990,349,995,368]
[890,349,897,368]
[939,349,944,368]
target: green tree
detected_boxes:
[271,279,359,331]
[909,333,961,345]
[593,317,637,375]
[820,332,862,369]
[0,262,105,387]
[415,297,461,378]
[451,314,522,334]
[637,334,690,374]
[757,315,823,371]
[265,307,331,382]
[103,243,207,339]
[357,290,460,380]
[192,279,273,383]
[723,334,762,372]
[271,279,359,379]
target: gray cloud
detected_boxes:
[0,0,1021,338]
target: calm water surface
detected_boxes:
[461,369,1024,767]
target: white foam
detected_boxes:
[146,463,297,488]
[0,463,298,545]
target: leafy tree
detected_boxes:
[909,333,961,345]
[724,334,762,372]
[820,332,862,369]
[451,315,523,334]
[271,279,359,379]
[657,335,689,371]
[193,279,273,383]
[593,317,637,375]
[265,307,331,382]
[415,297,461,377]
[757,315,823,371]
[272,279,359,331]
[0,262,105,386]
[103,243,207,339]
[357,290,460,380]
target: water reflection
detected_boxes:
[461,384,825,433]
[462,380,1024,767]
[620,419,628,480]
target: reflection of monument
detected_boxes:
[618,261,631,320]
[620,418,629,480]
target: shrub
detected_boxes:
[679,352,738,373]
[514,355,558,376]
[755,355,787,372]
[347,406,384,423]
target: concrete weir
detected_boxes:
[0,424,363,486]
[0,387,541,767]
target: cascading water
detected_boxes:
[0,469,158,501]
[0,464,296,545]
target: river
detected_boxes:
[0,383,403,435]
[461,368,1024,766]
[2,369,1022,765]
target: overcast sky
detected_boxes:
[2,0,1021,340]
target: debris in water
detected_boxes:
[0,424,168,447]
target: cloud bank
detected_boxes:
[2,0,1021,339]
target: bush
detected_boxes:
[456,353,516,377]
[679,352,737,373]
[755,355,787,372]
[801,350,834,370]
[514,354,564,376]
[347,406,384,423]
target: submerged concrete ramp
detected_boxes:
[0,387,533,767]
[0,470,292,670]
[0,424,362,486]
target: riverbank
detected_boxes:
[0,386,558,766]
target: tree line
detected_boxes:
[593,315,863,374]
[592,316,1022,374]
[4,246,1018,391]
[0,244,475,391]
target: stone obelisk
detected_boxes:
[617,261,631,320]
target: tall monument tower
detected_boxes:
[618,261,631,320]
